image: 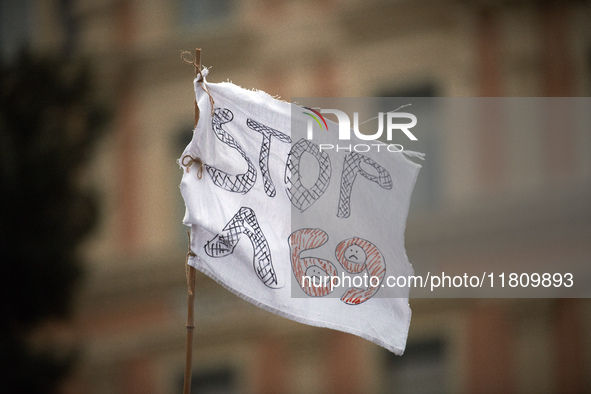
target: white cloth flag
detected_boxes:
[180,71,422,354]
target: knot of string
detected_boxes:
[181,51,215,117]
[181,155,203,179]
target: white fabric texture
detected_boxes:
[180,75,421,354]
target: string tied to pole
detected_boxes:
[181,50,215,118]
[181,154,203,179]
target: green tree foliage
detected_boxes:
[0,52,107,393]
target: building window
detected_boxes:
[178,0,232,29]
[383,339,447,394]
[181,367,237,394]
[588,45,591,94]
[0,0,31,62]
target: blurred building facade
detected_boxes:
[4,0,591,393]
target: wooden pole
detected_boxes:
[183,48,201,394]
[183,264,196,394]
